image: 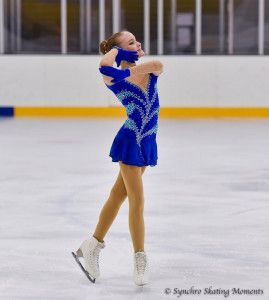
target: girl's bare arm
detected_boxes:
[99,48,118,67]
[99,49,120,84]
[99,48,163,84]
[129,60,163,76]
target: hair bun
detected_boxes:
[104,40,109,52]
[99,31,123,55]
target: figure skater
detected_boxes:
[72,31,163,286]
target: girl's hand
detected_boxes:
[113,46,139,67]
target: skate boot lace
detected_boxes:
[135,253,147,274]
[85,243,104,274]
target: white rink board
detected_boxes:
[0,55,269,107]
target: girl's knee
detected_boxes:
[129,205,144,217]
[128,196,144,212]
[110,186,127,204]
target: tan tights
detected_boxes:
[93,161,147,252]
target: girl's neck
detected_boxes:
[120,61,136,69]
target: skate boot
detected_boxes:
[133,251,149,286]
[72,236,105,283]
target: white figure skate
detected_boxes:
[133,251,149,286]
[72,236,105,283]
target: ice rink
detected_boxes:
[0,117,268,300]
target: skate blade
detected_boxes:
[136,282,147,286]
[71,252,96,283]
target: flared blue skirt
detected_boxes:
[109,125,158,167]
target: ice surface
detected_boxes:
[0,118,268,300]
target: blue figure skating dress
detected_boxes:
[104,73,160,167]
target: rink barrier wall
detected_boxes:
[1,106,269,118]
[1,55,269,116]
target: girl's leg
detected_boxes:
[93,166,146,243]
[119,162,146,252]
[92,170,127,242]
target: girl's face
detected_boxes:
[118,31,145,58]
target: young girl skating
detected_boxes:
[72,30,163,286]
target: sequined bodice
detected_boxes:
[105,73,160,148]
